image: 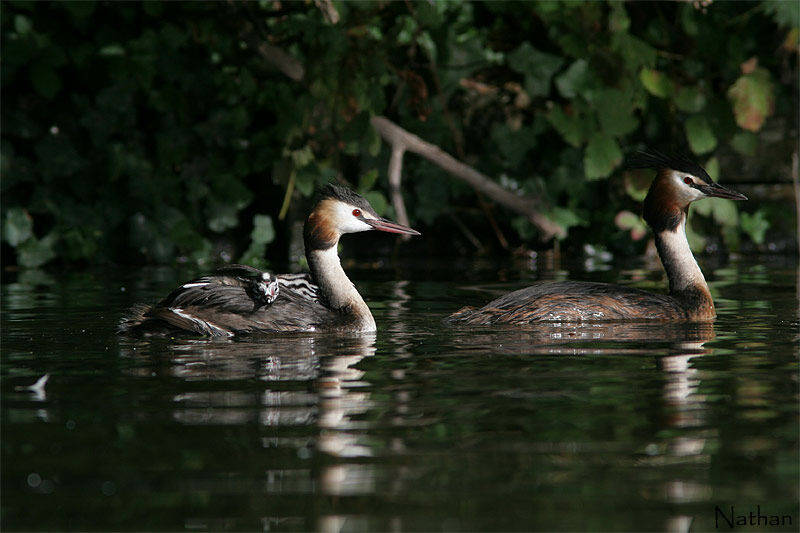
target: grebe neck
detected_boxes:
[652,213,715,317]
[306,245,376,331]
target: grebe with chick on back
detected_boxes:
[120,184,420,336]
[447,151,747,325]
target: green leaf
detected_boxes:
[358,169,379,192]
[250,214,275,245]
[417,31,437,63]
[17,232,57,268]
[595,88,639,137]
[727,68,774,132]
[761,0,800,28]
[507,42,564,98]
[674,86,706,113]
[608,2,630,32]
[532,1,562,15]
[679,4,700,36]
[731,131,758,156]
[99,44,126,57]
[294,167,318,197]
[612,33,656,72]
[3,207,34,246]
[555,59,593,99]
[685,115,717,154]
[287,145,314,168]
[546,105,589,147]
[491,123,537,167]
[61,226,99,261]
[740,210,770,245]
[614,210,648,241]
[396,15,418,45]
[363,191,388,216]
[639,68,673,98]
[704,156,720,182]
[169,215,206,252]
[14,14,32,35]
[693,197,738,228]
[547,206,584,239]
[685,220,706,253]
[584,132,622,180]
[29,61,62,100]
[412,175,450,225]
[614,210,639,229]
[206,200,240,232]
[365,126,382,157]
[624,171,649,202]
[188,239,214,265]
[239,214,276,266]
[510,217,537,242]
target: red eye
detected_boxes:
[683,177,694,185]
[352,209,362,217]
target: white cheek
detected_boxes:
[669,173,705,202]
[341,218,371,233]
[682,182,706,202]
[334,204,373,233]
[688,188,706,201]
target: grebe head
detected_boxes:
[630,150,747,232]
[251,272,280,308]
[304,184,420,250]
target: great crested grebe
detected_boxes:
[447,151,747,324]
[120,184,420,336]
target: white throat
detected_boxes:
[307,245,376,331]
[654,215,707,294]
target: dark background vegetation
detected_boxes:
[2,0,798,269]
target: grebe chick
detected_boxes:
[160,264,281,315]
[448,151,747,325]
[120,184,420,336]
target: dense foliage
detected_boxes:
[2,1,797,267]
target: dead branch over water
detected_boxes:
[371,116,564,242]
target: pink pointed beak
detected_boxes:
[365,217,421,236]
[698,182,748,201]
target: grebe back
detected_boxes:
[120,184,420,336]
[447,151,747,325]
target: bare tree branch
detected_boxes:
[387,144,412,241]
[227,1,305,82]
[314,0,340,24]
[254,41,305,81]
[371,116,564,241]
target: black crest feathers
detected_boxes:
[627,150,712,184]
[315,184,378,217]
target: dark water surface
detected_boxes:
[2,256,798,532]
